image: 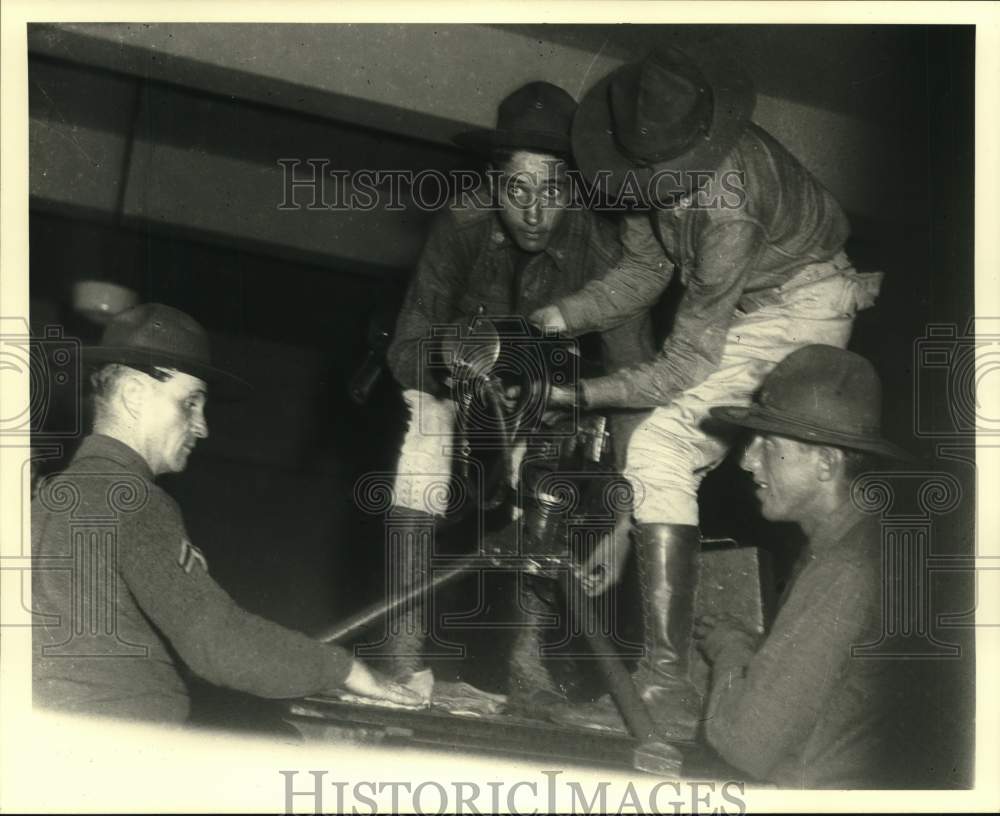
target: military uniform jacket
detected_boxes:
[32,434,353,722]
[703,513,904,787]
[386,199,654,396]
[556,124,852,409]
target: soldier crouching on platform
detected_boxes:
[697,345,910,787]
[381,80,654,714]
[32,303,421,723]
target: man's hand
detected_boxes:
[546,384,576,408]
[336,659,425,706]
[507,381,574,424]
[528,304,568,335]
[578,524,632,597]
[693,613,763,665]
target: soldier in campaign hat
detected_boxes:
[32,303,421,723]
[693,344,908,787]
[537,46,886,740]
[383,80,654,714]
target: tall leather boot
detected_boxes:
[632,522,702,740]
[379,507,435,680]
[549,523,702,741]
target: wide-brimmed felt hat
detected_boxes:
[710,345,911,460]
[453,81,576,156]
[82,303,250,400]
[573,46,755,205]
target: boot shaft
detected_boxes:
[635,523,701,679]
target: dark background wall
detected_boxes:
[28,24,976,786]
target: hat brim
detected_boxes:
[710,405,914,461]
[83,346,252,401]
[572,52,755,205]
[452,129,571,157]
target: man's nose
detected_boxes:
[740,435,762,472]
[523,199,541,226]
[192,409,209,439]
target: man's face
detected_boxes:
[495,150,571,252]
[141,370,209,475]
[740,433,822,524]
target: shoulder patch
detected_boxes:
[178,537,209,575]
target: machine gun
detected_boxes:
[324,309,682,775]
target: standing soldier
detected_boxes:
[382,81,653,714]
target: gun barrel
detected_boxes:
[317,554,482,644]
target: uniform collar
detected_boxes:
[487,208,587,276]
[74,434,155,481]
[808,508,878,562]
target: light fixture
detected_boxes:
[72,279,139,324]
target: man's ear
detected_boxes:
[816,445,843,482]
[118,372,147,419]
